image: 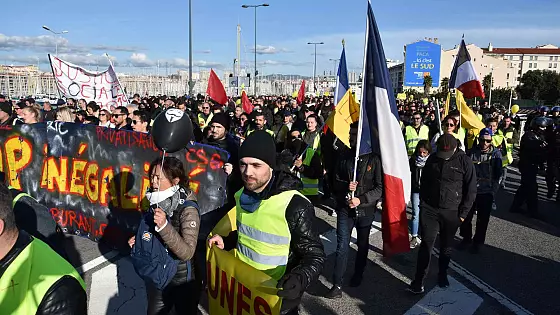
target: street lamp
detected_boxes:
[242,3,269,96]
[308,42,324,94]
[42,25,68,56]
[188,0,194,97]
[329,58,340,77]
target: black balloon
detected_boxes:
[151,108,194,153]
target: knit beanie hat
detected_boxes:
[210,113,230,130]
[239,130,276,169]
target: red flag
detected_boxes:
[206,69,227,105]
[297,80,305,105]
[241,90,254,114]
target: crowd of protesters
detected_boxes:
[1,89,560,313]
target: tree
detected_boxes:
[440,77,449,94]
[423,75,433,96]
[482,74,494,96]
[517,70,560,104]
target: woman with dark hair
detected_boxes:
[431,116,465,150]
[128,156,200,314]
[409,140,432,249]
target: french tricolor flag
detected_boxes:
[357,1,410,256]
[449,39,486,99]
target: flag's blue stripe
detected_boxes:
[359,1,399,156]
[335,47,349,105]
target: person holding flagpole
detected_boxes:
[325,122,383,298]
[325,0,412,297]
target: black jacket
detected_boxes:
[202,133,242,206]
[420,150,477,219]
[409,157,425,193]
[333,150,383,216]
[222,171,325,310]
[519,130,548,167]
[0,231,86,315]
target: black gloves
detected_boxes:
[276,273,303,300]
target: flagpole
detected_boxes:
[457,90,462,130]
[435,98,443,135]
[104,53,129,104]
[351,2,370,199]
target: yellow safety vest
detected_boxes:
[246,128,274,137]
[405,125,429,156]
[197,112,213,129]
[235,190,304,281]
[299,132,321,196]
[0,236,85,315]
[498,129,514,166]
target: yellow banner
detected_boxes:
[207,210,282,315]
[396,93,407,100]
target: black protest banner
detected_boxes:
[0,122,229,245]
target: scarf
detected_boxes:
[145,185,181,217]
[239,175,274,213]
[415,155,428,168]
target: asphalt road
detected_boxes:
[64,164,560,315]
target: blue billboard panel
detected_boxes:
[404,41,441,87]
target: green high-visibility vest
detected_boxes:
[235,189,305,281]
[498,129,514,166]
[0,236,85,315]
[299,132,321,196]
[246,128,274,137]
[197,112,213,129]
[405,125,429,156]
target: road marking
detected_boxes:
[76,250,120,274]
[433,248,533,315]
[404,277,482,315]
[320,228,483,315]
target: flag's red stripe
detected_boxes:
[458,79,485,99]
[382,174,410,256]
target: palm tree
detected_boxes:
[423,75,433,96]
[440,77,449,94]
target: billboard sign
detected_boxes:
[404,41,441,87]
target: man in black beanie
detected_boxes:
[209,130,325,315]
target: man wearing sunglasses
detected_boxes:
[131,110,149,133]
[458,128,502,254]
[112,106,132,131]
[197,102,213,129]
[404,112,430,157]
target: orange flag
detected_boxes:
[297,80,305,105]
[241,90,254,114]
[206,69,227,105]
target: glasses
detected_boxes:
[132,120,139,125]
[99,113,106,116]
[112,114,125,118]
[202,107,210,110]
[445,123,455,127]
[413,117,422,120]
[14,107,22,110]
[483,139,492,143]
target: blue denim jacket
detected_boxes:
[469,146,503,195]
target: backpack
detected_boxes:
[130,200,199,290]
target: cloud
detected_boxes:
[195,49,212,54]
[126,54,224,69]
[250,45,291,55]
[0,53,116,68]
[129,53,154,67]
[259,60,312,67]
[0,33,140,54]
